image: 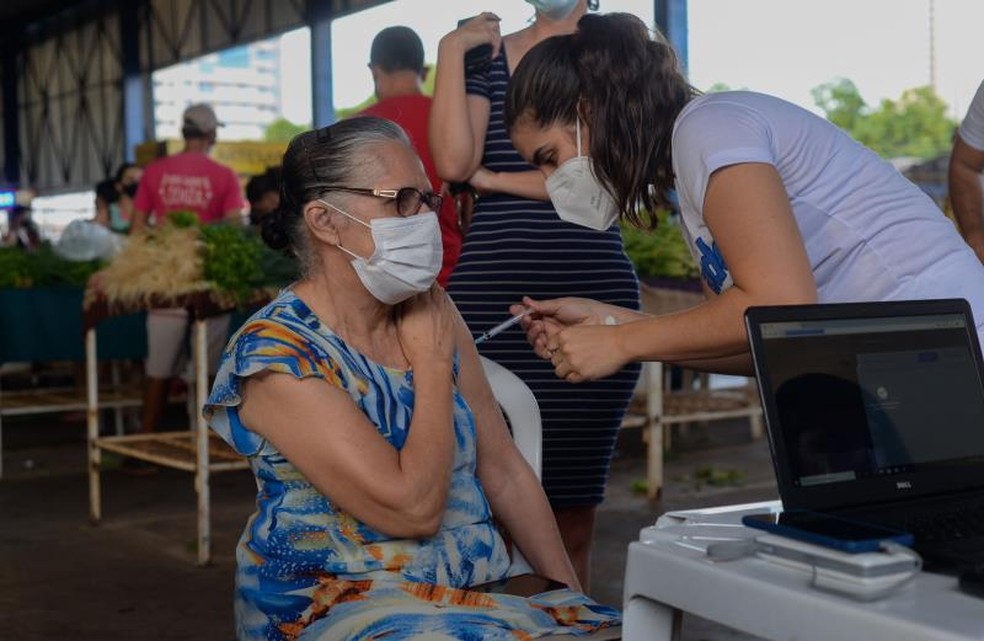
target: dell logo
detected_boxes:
[896,481,913,490]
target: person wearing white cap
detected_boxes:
[128,102,246,450]
[131,102,243,230]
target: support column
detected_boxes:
[121,0,150,161]
[308,0,334,129]
[2,50,20,185]
[654,0,689,74]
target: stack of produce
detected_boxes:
[92,212,299,308]
[96,222,208,306]
[0,243,105,289]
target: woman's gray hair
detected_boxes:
[261,116,411,275]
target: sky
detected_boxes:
[319,0,984,120]
[687,0,984,120]
[322,0,654,114]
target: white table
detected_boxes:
[622,501,984,641]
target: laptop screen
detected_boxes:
[746,300,984,511]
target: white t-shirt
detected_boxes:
[958,80,984,151]
[671,91,984,337]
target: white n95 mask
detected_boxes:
[545,118,621,231]
[321,200,443,305]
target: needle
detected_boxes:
[474,308,533,345]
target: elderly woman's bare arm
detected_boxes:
[239,364,454,539]
[452,311,581,591]
[238,288,457,540]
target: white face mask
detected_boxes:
[545,118,621,231]
[526,0,580,20]
[320,200,443,305]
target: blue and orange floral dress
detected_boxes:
[204,289,620,640]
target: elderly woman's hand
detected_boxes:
[398,284,456,368]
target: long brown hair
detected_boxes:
[505,12,697,229]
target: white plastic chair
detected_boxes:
[479,356,542,478]
[479,355,541,574]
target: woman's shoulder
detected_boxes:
[232,289,313,341]
[673,91,793,152]
[210,290,356,415]
[677,91,814,130]
[677,91,760,122]
[230,290,348,368]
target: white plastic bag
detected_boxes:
[54,219,123,261]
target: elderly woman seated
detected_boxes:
[204,117,620,640]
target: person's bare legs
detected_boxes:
[139,376,171,434]
[139,310,189,434]
[554,505,598,592]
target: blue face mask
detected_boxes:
[525,0,580,21]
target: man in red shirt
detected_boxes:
[130,103,245,447]
[132,103,244,228]
[358,26,462,286]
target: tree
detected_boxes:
[264,118,307,142]
[705,82,734,93]
[811,78,868,134]
[861,87,955,159]
[812,79,956,160]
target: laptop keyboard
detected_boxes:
[892,504,984,543]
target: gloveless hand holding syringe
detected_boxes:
[474,305,618,346]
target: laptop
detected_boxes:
[745,298,984,573]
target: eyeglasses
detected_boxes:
[324,186,443,217]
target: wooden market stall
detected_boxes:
[82,290,268,565]
[0,286,147,478]
[636,279,764,500]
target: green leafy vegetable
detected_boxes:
[0,243,104,289]
[199,224,299,304]
[166,210,200,229]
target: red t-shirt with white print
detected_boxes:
[133,151,244,224]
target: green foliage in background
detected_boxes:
[694,466,745,489]
[335,65,437,120]
[703,77,956,161]
[1,219,300,306]
[621,210,699,280]
[812,78,956,160]
[264,117,309,143]
[0,243,104,289]
[336,98,376,121]
[163,212,301,303]
[200,224,265,303]
[166,210,200,229]
[200,224,300,305]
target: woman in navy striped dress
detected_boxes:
[430,1,640,590]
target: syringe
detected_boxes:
[474,308,533,345]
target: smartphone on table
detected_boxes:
[469,573,567,597]
[742,510,914,553]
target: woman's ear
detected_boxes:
[302,200,341,246]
